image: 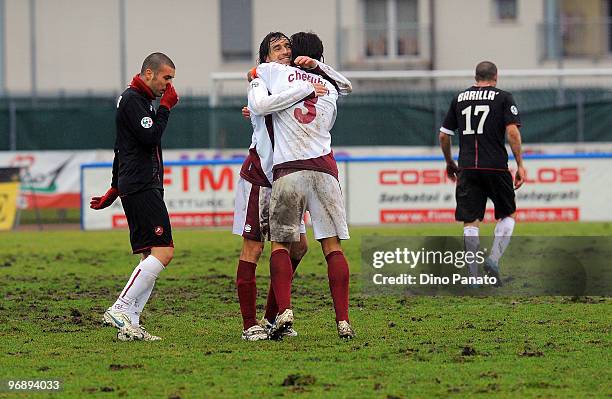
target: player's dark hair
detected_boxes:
[258,32,290,64]
[475,61,497,81]
[290,32,324,62]
[141,52,175,74]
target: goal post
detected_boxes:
[210,68,612,105]
[209,68,612,147]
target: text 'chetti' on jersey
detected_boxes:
[112,77,170,195]
[440,86,521,170]
[254,61,352,181]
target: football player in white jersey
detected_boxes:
[233,32,328,341]
[251,32,355,339]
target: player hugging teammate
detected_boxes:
[233,31,355,340]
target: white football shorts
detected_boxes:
[233,177,305,241]
[270,170,349,242]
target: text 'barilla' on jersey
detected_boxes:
[458,90,499,102]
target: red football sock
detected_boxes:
[326,251,350,322]
[263,287,277,323]
[264,256,301,321]
[236,260,258,330]
[270,249,293,314]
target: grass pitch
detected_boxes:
[0,223,610,398]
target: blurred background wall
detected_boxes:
[2,0,612,223]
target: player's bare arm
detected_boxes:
[506,123,525,189]
[294,56,317,69]
[439,132,458,181]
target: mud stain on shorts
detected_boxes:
[270,175,305,242]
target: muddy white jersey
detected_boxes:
[255,62,347,166]
[246,77,315,184]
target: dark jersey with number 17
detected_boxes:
[440,86,521,170]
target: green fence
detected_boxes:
[2,87,612,150]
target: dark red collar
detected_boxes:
[129,74,155,100]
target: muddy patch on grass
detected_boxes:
[1,255,16,267]
[109,364,143,371]
[519,381,567,389]
[461,346,477,356]
[563,296,607,304]
[172,368,193,375]
[519,347,544,357]
[475,383,500,393]
[282,374,316,387]
[479,371,499,379]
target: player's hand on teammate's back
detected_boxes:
[241,106,251,119]
[312,83,329,97]
[247,67,257,82]
[160,83,179,110]
[90,187,119,210]
[514,165,526,190]
[294,56,317,69]
[446,161,459,182]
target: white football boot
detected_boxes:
[103,309,144,341]
[135,325,161,341]
[269,309,294,340]
[483,257,503,287]
[241,325,269,341]
[337,320,355,339]
[260,317,297,337]
[259,317,274,332]
[284,326,298,337]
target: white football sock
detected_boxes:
[133,284,155,326]
[111,262,142,314]
[463,226,480,278]
[112,256,164,324]
[490,217,515,263]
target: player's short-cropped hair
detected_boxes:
[290,32,324,62]
[141,53,175,74]
[258,32,290,64]
[475,61,497,81]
